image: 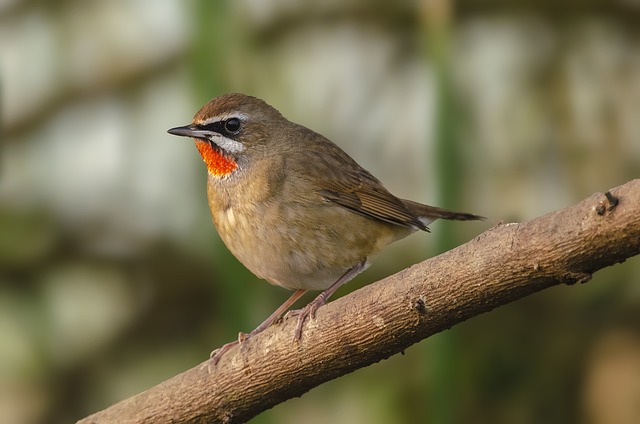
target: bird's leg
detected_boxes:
[288,260,367,341]
[209,288,307,366]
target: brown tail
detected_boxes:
[402,199,486,222]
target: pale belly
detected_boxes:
[212,202,412,291]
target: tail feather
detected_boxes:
[402,199,486,225]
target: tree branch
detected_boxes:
[77,179,640,424]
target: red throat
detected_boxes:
[195,140,237,177]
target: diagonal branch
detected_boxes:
[77,179,640,424]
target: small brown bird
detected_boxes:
[168,93,483,364]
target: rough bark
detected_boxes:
[78,179,640,424]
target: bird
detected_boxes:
[167,93,484,365]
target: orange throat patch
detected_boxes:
[195,140,237,177]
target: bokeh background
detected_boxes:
[2,1,640,423]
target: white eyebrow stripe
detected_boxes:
[200,112,249,126]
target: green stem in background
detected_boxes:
[421,1,462,423]
[191,0,230,103]
[190,0,252,337]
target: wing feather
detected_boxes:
[284,127,429,231]
[317,170,428,231]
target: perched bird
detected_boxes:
[168,93,484,364]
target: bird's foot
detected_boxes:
[287,294,328,341]
[208,331,250,371]
[207,289,309,370]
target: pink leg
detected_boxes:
[289,260,367,341]
[210,288,307,366]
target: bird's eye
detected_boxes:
[224,118,241,134]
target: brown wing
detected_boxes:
[312,159,429,231]
[318,184,429,231]
[282,125,429,231]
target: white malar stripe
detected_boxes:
[211,133,245,154]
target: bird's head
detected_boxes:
[167,93,286,178]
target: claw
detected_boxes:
[289,297,325,341]
[208,340,240,370]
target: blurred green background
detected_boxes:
[2,1,640,423]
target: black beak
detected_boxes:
[167,125,211,139]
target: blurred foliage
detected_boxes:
[1,1,640,423]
